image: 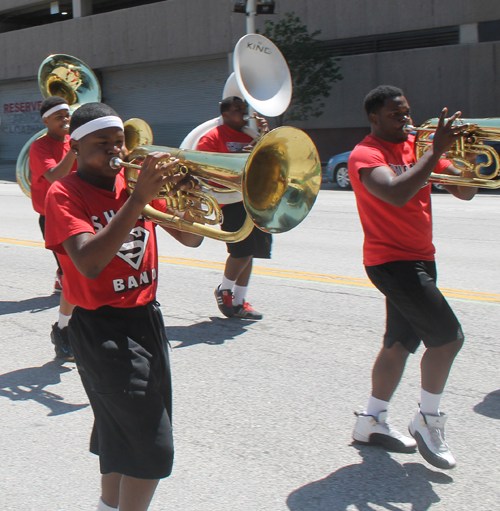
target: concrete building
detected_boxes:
[0,0,499,165]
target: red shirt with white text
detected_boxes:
[44,171,165,309]
[348,134,450,266]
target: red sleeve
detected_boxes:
[45,179,96,255]
[348,144,387,175]
[29,138,56,181]
[434,159,452,173]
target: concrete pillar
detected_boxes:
[72,0,92,18]
[460,23,478,44]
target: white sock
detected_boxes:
[97,497,118,511]
[232,285,248,306]
[365,396,390,418]
[58,312,71,329]
[420,389,442,416]
[221,276,236,291]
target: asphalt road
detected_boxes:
[0,176,499,511]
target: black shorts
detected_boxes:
[221,202,272,259]
[365,260,463,353]
[68,301,174,479]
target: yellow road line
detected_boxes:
[0,236,44,248]
[2,237,499,304]
[159,255,500,302]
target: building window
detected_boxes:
[478,20,500,42]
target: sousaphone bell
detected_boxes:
[16,54,101,197]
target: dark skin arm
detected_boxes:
[359,108,476,206]
[438,164,478,200]
[43,149,77,184]
[159,207,204,247]
[62,152,202,279]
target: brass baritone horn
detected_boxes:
[116,123,322,243]
[404,118,500,189]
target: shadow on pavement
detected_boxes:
[167,316,258,348]
[287,444,453,511]
[0,294,59,316]
[0,359,88,416]
[473,390,500,419]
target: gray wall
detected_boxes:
[0,0,499,161]
[278,0,500,39]
[304,41,500,157]
[0,1,239,81]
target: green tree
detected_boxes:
[259,12,342,123]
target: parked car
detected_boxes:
[324,151,352,189]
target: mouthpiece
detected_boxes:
[110,157,124,169]
[403,124,417,133]
[243,114,258,122]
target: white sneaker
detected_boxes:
[409,408,456,469]
[353,411,417,453]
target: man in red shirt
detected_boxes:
[348,85,476,470]
[29,96,77,360]
[197,96,270,320]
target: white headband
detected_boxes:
[42,103,69,119]
[71,116,124,141]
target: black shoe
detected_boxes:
[233,302,263,320]
[214,286,235,317]
[51,323,74,361]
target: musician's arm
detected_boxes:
[439,164,477,200]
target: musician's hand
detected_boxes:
[256,115,269,134]
[167,172,200,196]
[463,151,477,163]
[129,152,175,205]
[242,143,254,153]
[432,108,469,156]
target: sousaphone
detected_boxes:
[180,33,292,150]
[16,54,101,197]
[179,34,294,206]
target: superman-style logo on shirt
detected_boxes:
[116,226,150,270]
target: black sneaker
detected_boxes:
[233,302,263,320]
[214,286,235,317]
[50,323,74,361]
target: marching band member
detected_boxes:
[349,85,476,470]
[44,102,202,511]
[197,96,270,320]
[29,96,77,360]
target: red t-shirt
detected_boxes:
[197,124,253,199]
[348,134,450,266]
[29,133,77,215]
[45,171,166,310]
[197,123,253,153]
